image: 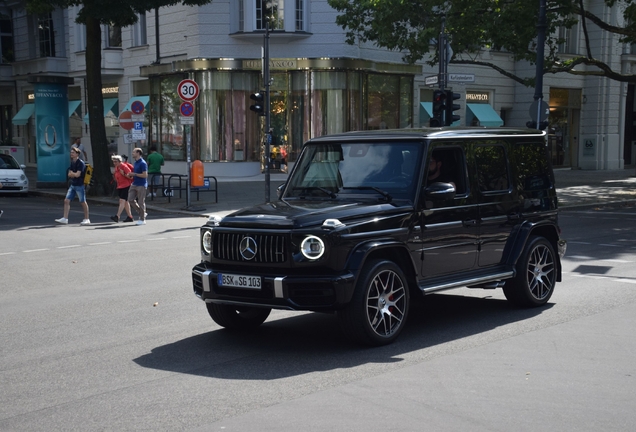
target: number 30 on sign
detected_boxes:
[177,79,200,102]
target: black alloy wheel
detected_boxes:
[338,259,410,346]
[503,236,556,307]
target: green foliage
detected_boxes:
[328,0,636,83]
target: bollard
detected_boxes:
[191,160,204,187]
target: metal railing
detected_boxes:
[148,173,218,204]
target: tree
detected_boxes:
[25,0,213,195]
[327,0,636,86]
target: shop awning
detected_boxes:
[68,100,82,117]
[466,103,503,127]
[419,102,460,126]
[122,96,150,113]
[12,104,35,126]
[83,98,119,124]
[420,102,433,119]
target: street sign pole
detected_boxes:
[185,124,191,208]
[177,78,203,211]
[264,21,271,203]
[533,0,547,130]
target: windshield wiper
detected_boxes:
[292,186,337,199]
[342,186,392,202]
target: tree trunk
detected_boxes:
[85,16,112,196]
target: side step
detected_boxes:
[418,268,514,294]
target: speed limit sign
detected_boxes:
[177,79,200,102]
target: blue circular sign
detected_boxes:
[131,100,145,115]
[180,102,194,117]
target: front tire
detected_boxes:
[206,303,271,330]
[338,259,410,346]
[503,236,556,307]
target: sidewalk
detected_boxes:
[28,167,636,217]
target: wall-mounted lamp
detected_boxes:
[582,95,587,104]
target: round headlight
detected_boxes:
[300,235,325,260]
[202,230,212,255]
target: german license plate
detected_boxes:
[218,273,261,289]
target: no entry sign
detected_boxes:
[177,79,199,102]
[119,111,134,130]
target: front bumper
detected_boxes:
[192,263,356,311]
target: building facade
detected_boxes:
[2,0,635,177]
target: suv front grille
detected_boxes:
[214,232,287,263]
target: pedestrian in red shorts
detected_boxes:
[110,155,134,223]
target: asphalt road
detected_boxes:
[1,195,635,431]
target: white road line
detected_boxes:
[568,241,592,245]
[0,252,16,256]
[566,255,595,260]
[89,242,111,246]
[171,236,191,239]
[147,238,167,241]
[599,243,621,247]
[601,259,633,263]
[23,249,49,253]
[567,273,636,285]
[57,245,81,249]
[117,240,140,243]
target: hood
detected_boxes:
[217,199,413,229]
[0,168,27,182]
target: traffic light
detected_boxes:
[445,90,461,126]
[430,90,446,127]
[250,91,265,116]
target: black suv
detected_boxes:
[192,128,567,346]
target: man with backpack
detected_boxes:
[55,147,91,226]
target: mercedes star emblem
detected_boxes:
[239,236,257,260]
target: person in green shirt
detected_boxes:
[147,145,164,197]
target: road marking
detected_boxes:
[601,259,633,263]
[1,236,193,255]
[566,255,595,260]
[599,243,621,247]
[568,241,592,245]
[568,273,636,285]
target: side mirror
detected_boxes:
[276,183,286,199]
[424,182,456,201]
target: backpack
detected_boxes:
[84,163,94,187]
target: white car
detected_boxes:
[0,153,29,196]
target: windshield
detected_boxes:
[284,141,422,201]
[0,154,20,169]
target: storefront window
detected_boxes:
[196,71,260,162]
[548,87,581,167]
[150,74,187,161]
[365,74,400,130]
[311,71,347,137]
[289,71,309,163]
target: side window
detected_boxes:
[474,144,510,193]
[513,142,552,191]
[425,146,467,196]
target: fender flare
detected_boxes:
[345,239,418,287]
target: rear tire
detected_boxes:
[206,303,271,330]
[503,236,556,307]
[338,259,410,346]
